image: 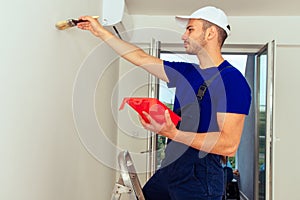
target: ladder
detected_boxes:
[111,151,145,200]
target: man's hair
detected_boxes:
[202,20,227,47]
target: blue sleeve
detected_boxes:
[215,70,252,115]
[164,60,188,88]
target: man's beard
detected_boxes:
[184,33,207,55]
[185,40,207,55]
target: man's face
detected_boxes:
[181,19,207,55]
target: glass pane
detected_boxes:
[257,52,267,200]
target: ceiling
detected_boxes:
[125,0,300,16]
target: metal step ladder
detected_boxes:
[111,151,145,200]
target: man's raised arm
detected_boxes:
[77,16,169,82]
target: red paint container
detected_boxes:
[119,97,181,126]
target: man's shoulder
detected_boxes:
[164,60,200,75]
[164,60,198,68]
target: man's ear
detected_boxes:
[206,26,217,41]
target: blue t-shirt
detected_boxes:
[164,60,251,133]
[162,60,251,196]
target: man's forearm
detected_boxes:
[101,32,149,66]
[77,16,168,81]
[97,29,168,81]
[170,130,238,157]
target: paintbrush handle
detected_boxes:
[72,16,99,24]
[55,16,99,30]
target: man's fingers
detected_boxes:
[165,109,170,119]
[138,115,145,124]
[142,111,152,123]
[79,16,93,21]
[78,16,86,20]
[164,110,173,126]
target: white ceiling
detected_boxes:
[125,0,300,16]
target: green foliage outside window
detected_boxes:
[156,102,173,167]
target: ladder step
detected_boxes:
[111,151,145,200]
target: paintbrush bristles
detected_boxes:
[55,20,74,30]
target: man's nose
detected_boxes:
[181,32,188,41]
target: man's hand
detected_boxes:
[77,16,108,38]
[139,110,178,139]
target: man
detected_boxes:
[77,6,251,200]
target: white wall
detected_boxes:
[130,15,300,45]
[273,45,300,199]
[0,0,119,199]
[117,58,150,186]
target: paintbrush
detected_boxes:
[55,16,99,30]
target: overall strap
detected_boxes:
[197,66,231,100]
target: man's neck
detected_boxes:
[197,52,224,69]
